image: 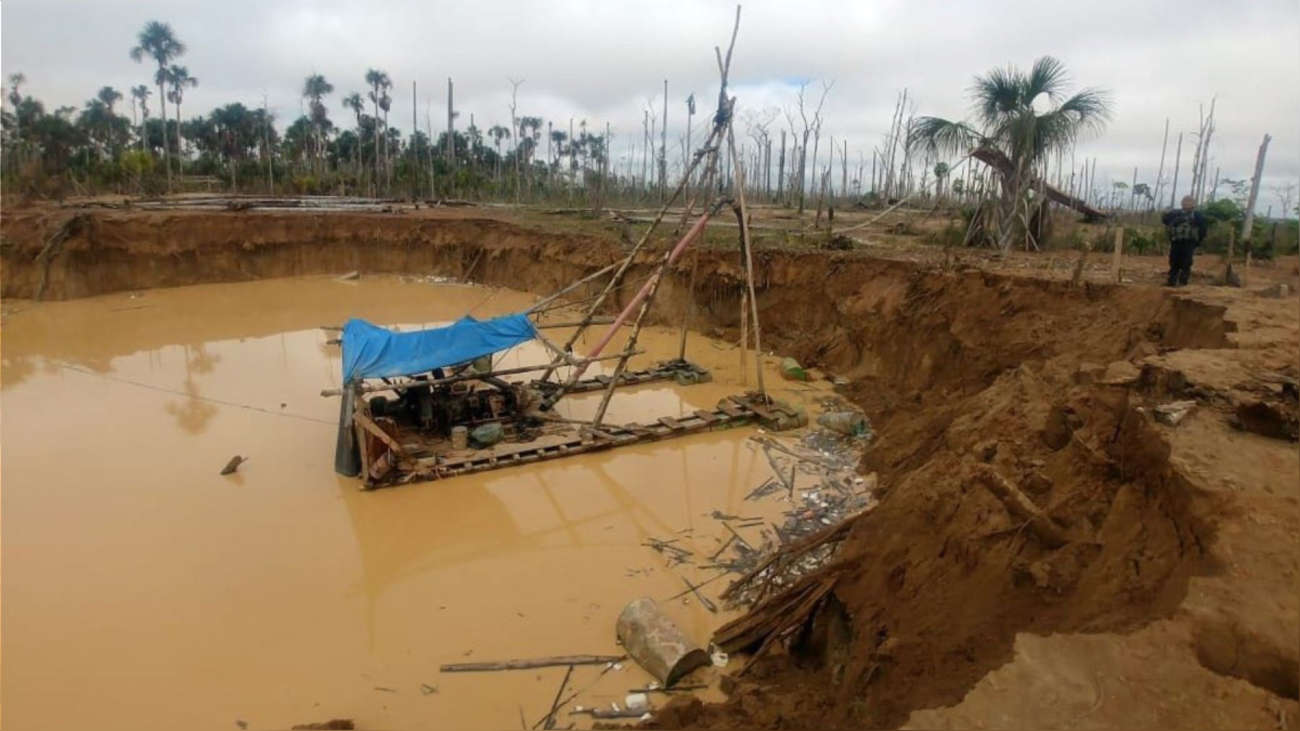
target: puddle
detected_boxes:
[1,275,834,730]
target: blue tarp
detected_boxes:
[341,314,536,383]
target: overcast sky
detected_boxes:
[4,0,1298,210]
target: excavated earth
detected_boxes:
[3,205,1298,730]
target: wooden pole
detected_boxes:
[1169,132,1183,208]
[534,119,725,384]
[727,121,766,398]
[739,290,749,386]
[527,261,620,314]
[537,9,740,387]
[661,79,668,201]
[440,655,625,673]
[677,247,699,360]
[1111,226,1124,282]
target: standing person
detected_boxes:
[1162,195,1208,286]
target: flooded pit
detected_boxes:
[1,275,836,730]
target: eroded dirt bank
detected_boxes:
[3,208,1297,729]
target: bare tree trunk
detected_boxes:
[263,95,273,194]
[1153,118,1169,211]
[660,79,668,201]
[157,72,171,193]
[1189,103,1206,202]
[509,78,522,202]
[1240,134,1272,243]
[1195,98,1216,203]
[841,139,847,199]
[1169,132,1183,208]
[777,130,785,202]
[446,77,455,168]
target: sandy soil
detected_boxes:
[2,200,1296,730]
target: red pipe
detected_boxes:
[573,209,715,376]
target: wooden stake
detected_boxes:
[727,121,766,398]
[677,248,699,361]
[739,290,749,386]
[1111,227,1124,283]
[440,655,625,673]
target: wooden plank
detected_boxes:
[658,416,683,430]
[693,409,718,424]
[717,401,746,418]
[733,396,774,421]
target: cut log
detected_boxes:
[971,146,1106,220]
[971,465,1070,547]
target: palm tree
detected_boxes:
[130,85,151,152]
[908,56,1111,249]
[130,21,185,192]
[932,161,949,201]
[364,69,391,187]
[301,73,333,172]
[96,86,122,115]
[165,66,197,172]
[93,87,123,158]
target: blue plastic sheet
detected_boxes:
[341,313,536,383]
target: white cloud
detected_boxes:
[3,0,1296,198]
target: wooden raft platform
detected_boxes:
[390,393,803,486]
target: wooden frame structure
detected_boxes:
[324,7,788,489]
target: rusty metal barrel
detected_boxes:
[616,598,709,686]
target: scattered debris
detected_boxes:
[681,577,718,613]
[439,654,625,673]
[220,455,246,475]
[571,706,653,720]
[779,357,808,381]
[1257,283,1291,298]
[644,537,693,566]
[1233,399,1300,442]
[373,686,396,693]
[291,721,354,730]
[1154,400,1197,427]
[816,411,870,438]
[335,271,360,282]
[628,684,708,694]
[419,683,438,695]
[616,598,711,686]
[540,664,573,730]
[624,693,650,712]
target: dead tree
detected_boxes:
[790,81,831,214]
[1168,132,1183,208]
[1152,118,1169,210]
[660,79,668,200]
[1240,133,1272,244]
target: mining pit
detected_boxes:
[2,207,1297,730]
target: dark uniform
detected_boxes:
[1161,207,1208,286]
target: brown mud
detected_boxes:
[3,206,1298,730]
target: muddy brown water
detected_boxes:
[1,275,832,730]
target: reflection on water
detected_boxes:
[1,275,824,731]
